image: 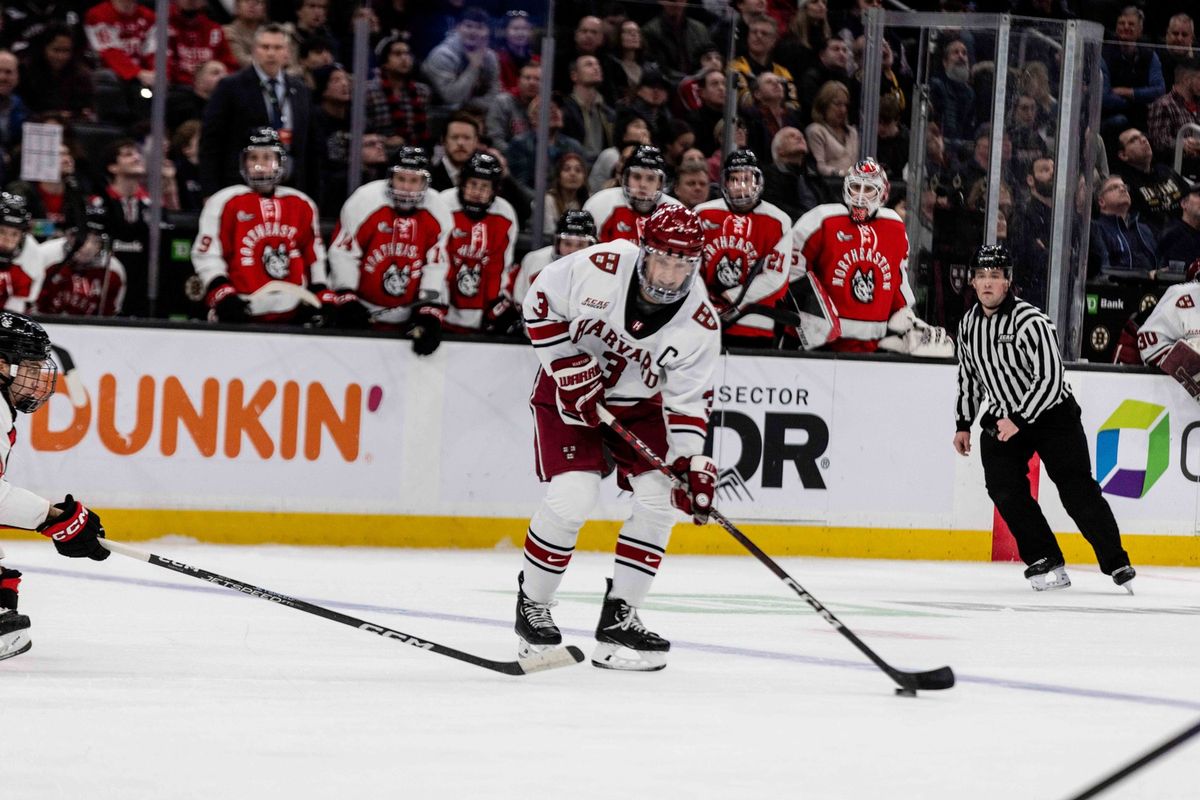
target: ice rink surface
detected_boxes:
[1,539,1197,800]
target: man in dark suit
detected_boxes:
[200,23,317,198]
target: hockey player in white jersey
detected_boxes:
[1139,258,1200,400]
[515,203,720,671]
[583,144,681,245]
[511,209,597,305]
[0,313,111,661]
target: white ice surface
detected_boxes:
[1,540,1198,799]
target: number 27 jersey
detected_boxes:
[523,239,721,458]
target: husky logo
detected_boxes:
[382,264,411,296]
[715,254,743,290]
[851,267,875,304]
[262,244,290,279]
[456,263,481,297]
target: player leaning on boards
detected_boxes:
[953,245,1136,593]
[1137,258,1200,400]
[515,204,720,671]
[0,313,110,661]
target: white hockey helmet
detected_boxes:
[843,158,889,224]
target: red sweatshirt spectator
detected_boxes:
[84,0,155,87]
[167,0,239,87]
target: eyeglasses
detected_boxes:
[506,10,530,18]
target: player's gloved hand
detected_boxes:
[37,495,109,561]
[206,277,250,323]
[483,297,522,335]
[409,305,445,356]
[333,293,371,329]
[670,455,718,525]
[550,353,604,427]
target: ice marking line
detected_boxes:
[24,564,1200,711]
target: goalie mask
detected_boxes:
[64,203,112,270]
[843,158,889,224]
[0,192,30,268]
[721,149,763,213]
[554,209,597,258]
[240,127,290,194]
[0,311,57,413]
[388,146,430,213]
[458,151,502,220]
[622,145,666,215]
[637,204,704,305]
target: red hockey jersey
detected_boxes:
[437,188,518,333]
[167,8,239,86]
[34,238,127,317]
[192,185,327,319]
[694,198,791,339]
[85,1,156,81]
[0,237,46,314]
[790,204,914,352]
[329,181,452,328]
[582,187,681,245]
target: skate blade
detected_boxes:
[590,641,667,672]
[517,636,562,660]
[0,631,31,662]
[1121,581,1134,596]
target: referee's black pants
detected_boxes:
[980,396,1131,575]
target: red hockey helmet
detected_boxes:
[843,157,889,224]
[637,204,704,304]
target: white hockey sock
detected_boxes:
[521,472,600,604]
[611,471,675,607]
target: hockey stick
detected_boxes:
[1063,714,1200,799]
[100,539,584,676]
[597,407,955,695]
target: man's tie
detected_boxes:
[264,77,283,129]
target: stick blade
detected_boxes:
[910,666,956,691]
[515,645,586,675]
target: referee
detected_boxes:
[953,245,1136,592]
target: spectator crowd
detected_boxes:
[0,0,1194,363]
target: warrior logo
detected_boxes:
[715,254,743,290]
[382,264,411,297]
[456,263,482,297]
[262,244,290,279]
[851,268,875,304]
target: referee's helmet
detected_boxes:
[970,244,1013,278]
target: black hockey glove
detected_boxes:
[37,495,110,561]
[333,294,371,329]
[206,277,250,323]
[483,297,522,336]
[409,305,445,356]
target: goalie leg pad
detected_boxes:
[1161,339,1200,401]
[785,273,842,350]
[522,471,601,603]
[611,471,675,607]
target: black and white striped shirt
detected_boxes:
[955,294,1071,431]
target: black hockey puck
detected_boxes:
[895,687,918,697]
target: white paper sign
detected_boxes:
[19,122,63,183]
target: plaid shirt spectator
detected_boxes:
[365,72,432,150]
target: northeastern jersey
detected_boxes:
[192,185,327,314]
[35,238,127,317]
[329,182,452,327]
[437,188,518,332]
[523,239,720,459]
[583,187,681,245]
[790,204,914,352]
[0,237,46,313]
[694,198,791,339]
[512,245,555,305]
[1138,282,1200,366]
[0,396,53,529]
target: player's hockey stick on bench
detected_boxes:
[100,539,584,676]
[597,407,955,695]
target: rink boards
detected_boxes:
[5,322,1199,565]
